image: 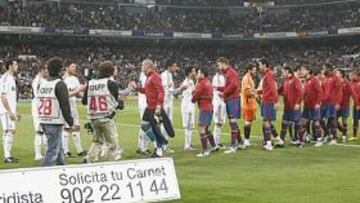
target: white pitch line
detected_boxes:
[117,122,265,139]
[120,122,360,148]
[89,121,360,146]
[335,143,360,148]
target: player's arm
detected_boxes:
[118,87,132,96]
[315,80,322,108]
[135,80,146,93]
[0,80,16,120]
[161,73,169,89]
[256,79,263,94]
[294,79,303,109]
[55,81,74,127]
[223,75,236,97]
[277,79,285,95]
[212,77,221,91]
[108,80,120,101]
[81,85,89,105]
[270,78,278,98]
[243,77,254,97]
[192,83,204,103]
[1,93,16,120]
[350,84,360,109]
[154,76,165,114]
[69,86,86,97]
[173,80,188,96]
[334,77,342,108]
[69,79,86,97]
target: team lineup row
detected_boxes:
[0,57,359,165]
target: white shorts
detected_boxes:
[0,113,16,131]
[181,108,195,129]
[213,102,227,125]
[65,108,80,128]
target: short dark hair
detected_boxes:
[47,57,63,77]
[185,66,194,76]
[245,63,254,72]
[339,70,350,80]
[198,67,209,77]
[312,67,321,76]
[354,68,360,77]
[98,61,114,78]
[339,70,346,77]
[38,63,47,72]
[5,59,16,70]
[259,58,269,67]
[301,65,309,70]
[294,65,302,73]
[64,59,76,68]
[166,59,176,68]
[324,63,333,70]
[216,57,229,65]
[283,66,294,74]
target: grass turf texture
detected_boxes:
[1,99,360,203]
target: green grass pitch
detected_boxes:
[1,99,360,203]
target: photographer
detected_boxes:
[81,61,122,163]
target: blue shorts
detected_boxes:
[262,103,276,121]
[321,104,337,119]
[337,107,350,118]
[302,108,321,121]
[226,97,241,119]
[199,110,213,127]
[283,110,301,122]
[353,108,360,120]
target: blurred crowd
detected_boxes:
[0,42,359,99]
[60,0,351,6]
[0,2,359,34]
[141,0,352,6]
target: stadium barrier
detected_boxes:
[0,158,181,203]
[1,25,360,40]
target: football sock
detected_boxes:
[62,131,70,154]
[72,131,84,153]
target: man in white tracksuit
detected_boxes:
[62,60,86,158]
[212,70,227,148]
[136,71,151,154]
[180,67,196,150]
[32,64,48,160]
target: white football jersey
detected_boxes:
[87,78,118,120]
[64,75,80,110]
[181,77,195,109]
[138,72,147,110]
[32,74,42,99]
[212,73,225,105]
[161,70,174,107]
[31,74,44,116]
[37,79,64,125]
[0,72,17,114]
